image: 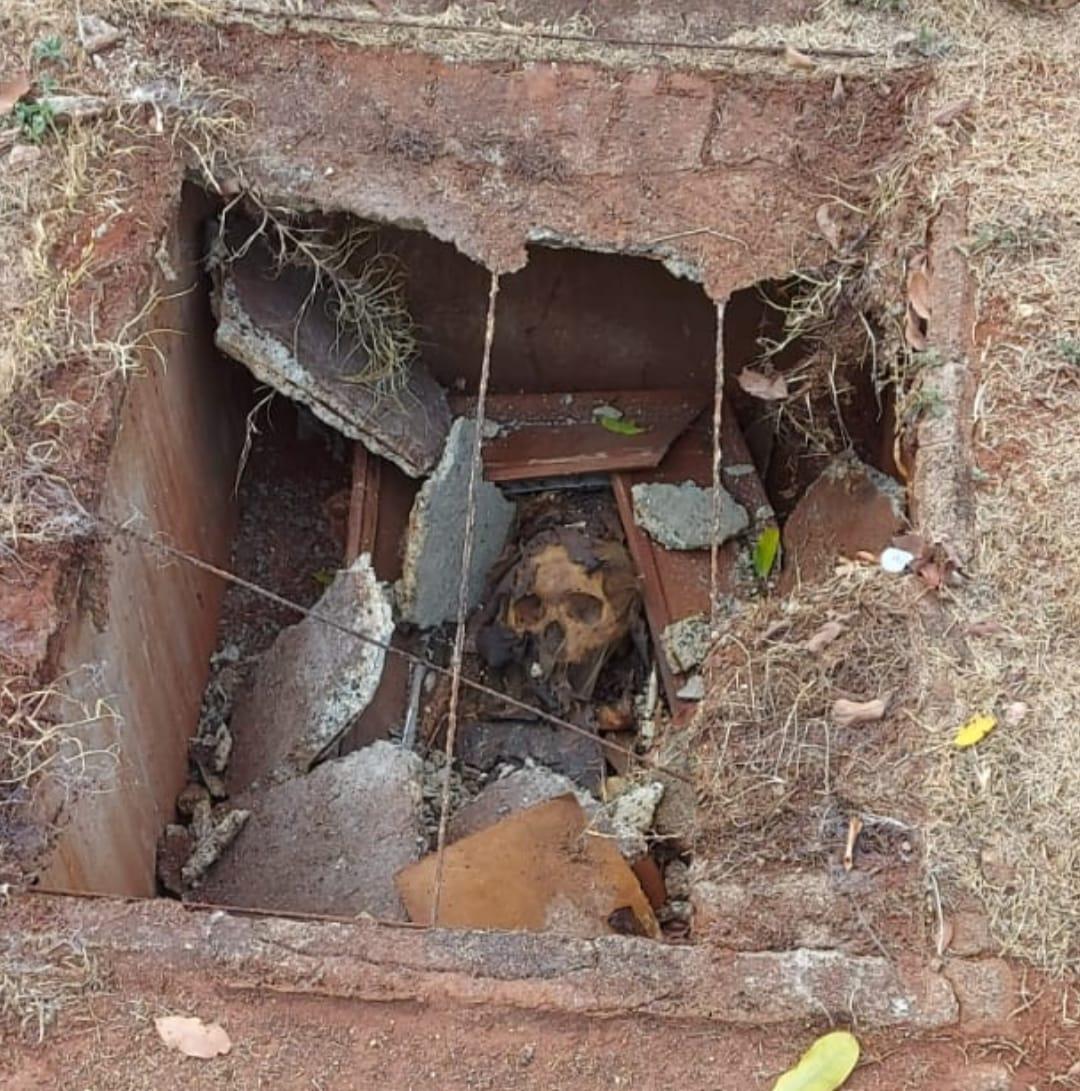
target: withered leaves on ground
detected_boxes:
[737,367,788,401]
[154,1015,232,1059]
[832,697,887,728]
[804,619,846,654]
[0,74,31,113]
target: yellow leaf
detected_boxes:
[954,713,997,749]
[772,1031,860,1091]
[753,526,781,580]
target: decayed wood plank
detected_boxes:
[449,389,708,481]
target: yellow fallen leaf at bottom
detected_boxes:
[954,713,997,749]
[772,1031,860,1091]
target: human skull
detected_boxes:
[504,536,639,668]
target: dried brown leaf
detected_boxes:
[784,44,816,70]
[843,815,863,871]
[931,97,974,127]
[832,74,845,102]
[832,697,887,728]
[914,560,945,590]
[0,74,31,114]
[805,619,846,654]
[816,203,842,250]
[965,619,1005,638]
[155,1016,232,1059]
[907,267,933,322]
[905,307,928,350]
[737,367,788,401]
[1005,701,1029,727]
[892,533,928,558]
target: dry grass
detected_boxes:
[693,563,928,874]
[732,0,1080,972]
[0,930,104,1043]
[211,195,419,393]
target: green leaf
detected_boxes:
[752,526,781,580]
[599,415,646,436]
[772,1031,860,1091]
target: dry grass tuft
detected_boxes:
[0,930,104,1043]
[693,564,928,875]
[211,195,419,394]
[738,0,1080,972]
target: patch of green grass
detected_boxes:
[32,35,64,64]
[913,26,952,58]
[968,216,1059,256]
[13,98,55,144]
[1056,337,1080,367]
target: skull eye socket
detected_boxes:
[565,592,604,623]
[514,594,543,625]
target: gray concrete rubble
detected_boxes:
[662,613,712,673]
[397,418,516,628]
[630,480,748,550]
[196,742,425,919]
[227,554,394,792]
[676,673,705,701]
[212,230,450,477]
[604,781,664,861]
[448,764,597,843]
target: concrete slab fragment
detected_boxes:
[228,555,394,792]
[213,233,451,478]
[447,765,596,843]
[398,418,516,628]
[631,480,748,551]
[198,742,424,919]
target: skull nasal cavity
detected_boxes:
[566,593,604,624]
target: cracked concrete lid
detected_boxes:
[213,226,451,477]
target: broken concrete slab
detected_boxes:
[181,806,250,889]
[227,555,394,792]
[676,673,705,701]
[397,418,516,628]
[631,480,748,551]
[15,894,970,1030]
[213,232,450,477]
[456,719,605,792]
[779,452,906,592]
[692,868,900,955]
[395,794,659,937]
[662,613,711,674]
[447,764,597,843]
[606,781,664,862]
[198,742,424,918]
